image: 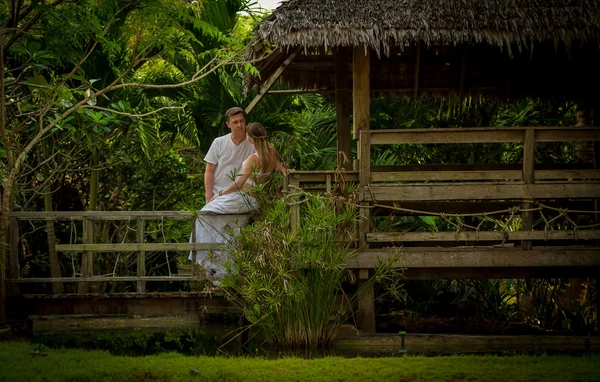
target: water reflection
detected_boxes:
[32,327,597,358]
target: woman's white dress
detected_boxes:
[189,154,269,279]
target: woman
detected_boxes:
[190,122,286,281]
[204,121,286,212]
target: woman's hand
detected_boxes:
[209,194,219,202]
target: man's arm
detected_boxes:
[204,162,217,201]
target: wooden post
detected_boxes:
[521,128,535,250]
[191,216,198,276]
[358,131,371,248]
[136,218,145,293]
[357,268,376,333]
[353,44,375,333]
[7,216,19,297]
[335,48,351,170]
[78,217,94,294]
[290,179,301,231]
[352,44,370,139]
[413,42,421,98]
[45,219,64,294]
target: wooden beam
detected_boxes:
[371,170,523,182]
[347,248,600,268]
[365,182,600,202]
[55,243,226,252]
[365,127,600,145]
[522,128,536,250]
[402,266,600,280]
[77,217,93,294]
[11,211,240,221]
[367,230,600,243]
[335,48,351,170]
[136,218,146,293]
[352,44,370,139]
[413,42,421,98]
[245,47,301,114]
[6,276,207,283]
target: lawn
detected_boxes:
[0,341,599,381]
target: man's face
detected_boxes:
[226,113,246,133]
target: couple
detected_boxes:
[189,107,286,280]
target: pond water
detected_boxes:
[31,325,598,358]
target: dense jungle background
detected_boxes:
[1,0,596,335]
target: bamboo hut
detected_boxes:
[245,0,600,331]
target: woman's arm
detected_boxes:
[211,154,258,201]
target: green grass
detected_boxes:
[1,341,599,381]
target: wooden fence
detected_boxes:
[5,211,231,294]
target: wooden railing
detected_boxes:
[5,211,233,294]
[5,127,600,293]
[358,126,600,248]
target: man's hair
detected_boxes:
[225,107,246,122]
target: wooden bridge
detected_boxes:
[3,125,600,331]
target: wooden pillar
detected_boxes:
[78,217,94,294]
[353,44,375,333]
[136,218,146,293]
[290,178,301,231]
[335,48,351,170]
[353,44,370,139]
[413,42,421,98]
[45,219,64,294]
[521,128,535,250]
[357,269,376,333]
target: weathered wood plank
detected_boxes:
[402,266,600,280]
[365,183,600,201]
[366,127,600,145]
[347,248,600,268]
[289,172,359,183]
[55,243,226,252]
[372,170,522,182]
[535,170,600,179]
[11,211,244,221]
[369,129,524,145]
[6,276,205,283]
[367,230,600,242]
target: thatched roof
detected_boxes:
[255,0,600,56]
[246,0,600,99]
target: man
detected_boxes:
[189,107,255,280]
[203,107,255,202]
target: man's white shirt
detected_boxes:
[204,133,255,196]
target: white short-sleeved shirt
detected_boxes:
[204,133,255,195]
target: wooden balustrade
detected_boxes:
[5,211,233,291]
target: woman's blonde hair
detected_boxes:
[247,122,276,173]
